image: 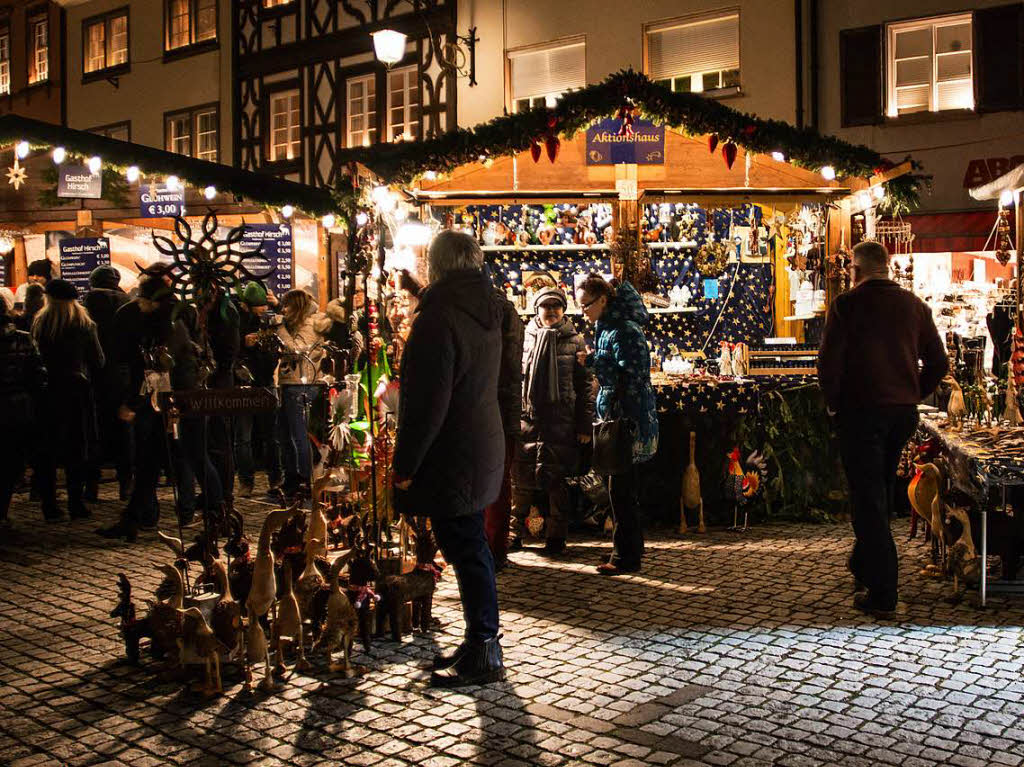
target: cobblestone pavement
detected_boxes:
[3,479,1024,767]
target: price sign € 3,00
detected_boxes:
[140,184,186,219]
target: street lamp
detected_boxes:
[372,30,408,67]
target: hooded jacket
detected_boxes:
[84,284,130,367]
[393,269,505,518]
[589,281,659,464]
[513,314,594,491]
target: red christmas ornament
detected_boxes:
[547,114,559,130]
[545,135,561,163]
[722,142,738,170]
[742,125,757,137]
[530,141,542,163]
[708,134,719,154]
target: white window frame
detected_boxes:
[346,74,377,147]
[886,13,974,118]
[507,38,586,113]
[644,12,740,96]
[195,108,218,161]
[165,0,216,52]
[84,11,129,74]
[387,66,420,142]
[28,14,48,84]
[269,90,301,162]
[165,106,219,161]
[0,25,10,96]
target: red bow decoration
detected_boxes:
[615,105,637,137]
[415,562,443,583]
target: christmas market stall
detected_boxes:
[331,70,925,528]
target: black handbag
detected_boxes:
[591,381,634,476]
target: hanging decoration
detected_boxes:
[721,141,738,170]
[6,155,27,191]
[995,208,1013,267]
[708,134,719,154]
[696,240,730,277]
[615,103,637,137]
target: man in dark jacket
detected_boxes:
[84,265,133,500]
[393,230,505,688]
[818,241,948,617]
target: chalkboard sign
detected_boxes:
[57,165,103,199]
[58,238,111,294]
[140,184,186,218]
[239,223,293,298]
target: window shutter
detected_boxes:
[840,25,882,127]
[647,15,739,81]
[975,3,1023,113]
[509,42,585,101]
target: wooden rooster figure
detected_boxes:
[723,447,768,532]
[680,431,705,533]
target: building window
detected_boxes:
[647,13,739,94]
[269,90,301,161]
[346,75,376,147]
[387,67,420,142]
[0,25,9,96]
[508,39,585,113]
[165,0,216,52]
[28,13,49,84]
[84,10,129,74]
[90,122,131,141]
[165,106,219,161]
[887,14,973,117]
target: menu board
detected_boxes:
[239,223,293,298]
[58,237,111,294]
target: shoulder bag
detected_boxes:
[591,378,634,476]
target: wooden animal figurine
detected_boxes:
[377,523,441,642]
[723,447,768,531]
[177,607,228,697]
[225,509,254,604]
[1005,376,1022,426]
[246,507,298,619]
[945,505,981,596]
[346,541,381,652]
[112,573,180,664]
[312,550,359,675]
[272,560,311,675]
[146,564,187,662]
[978,381,994,426]
[908,463,943,572]
[929,492,949,574]
[945,376,966,429]
[718,342,733,377]
[680,431,705,533]
[243,616,274,692]
[295,537,327,622]
[207,559,242,658]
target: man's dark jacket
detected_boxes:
[393,269,505,518]
[0,320,46,428]
[496,289,524,439]
[817,279,948,412]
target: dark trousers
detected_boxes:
[174,416,225,516]
[837,406,919,607]
[90,390,133,487]
[125,405,169,527]
[206,415,235,501]
[432,511,500,643]
[277,385,317,491]
[512,482,571,541]
[483,438,515,562]
[608,466,643,567]
[0,429,35,520]
[234,411,282,486]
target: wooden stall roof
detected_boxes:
[411,128,848,201]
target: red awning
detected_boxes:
[903,211,996,253]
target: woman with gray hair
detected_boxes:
[393,229,507,687]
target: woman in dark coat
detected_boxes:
[393,230,505,688]
[32,279,105,521]
[577,275,659,575]
[512,287,594,554]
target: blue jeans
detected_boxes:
[234,411,282,486]
[432,511,500,643]
[277,385,317,491]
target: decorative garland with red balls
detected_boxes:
[336,69,926,215]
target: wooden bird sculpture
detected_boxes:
[294,537,327,622]
[243,615,274,692]
[207,559,242,658]
[908,462,944,573]
[178,607,228,697]
[1004,376,1022,426]
[945,505,981,595]
[945,376,966,429]
[306,503,329,558]
[680,431,705,533]
[312,550,358,675]
[148,564,186,661]
[246,507,297,619]
[272,560,311,674]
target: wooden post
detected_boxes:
[1017,188,1023,331]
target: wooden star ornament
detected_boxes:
[6,157,27,191]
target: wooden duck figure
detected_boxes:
[945,376,966,429]
[681,431,705,533]
[149,564,185,660]
[908,463,943,572]
[1005,376,1022,426]
[312,550,358,675]
[945,505,981,595]
[208,559,242,658]
[246,507,297,619]
[178,607,227,697]
[272,560,311,675]
[307,503,329,558]
[294,537,327,621]
[243,616,274,692]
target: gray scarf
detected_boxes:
[524,325,559,415]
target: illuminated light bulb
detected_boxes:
[372,185,391,204]
[873,185,885,200]
[165,175,180,191]
[423,170,437,181]
[126,165,140,183]
[371,265,382,279]
[204,185,217,200]
[1000,190,1014,208]
[857,192,871,209]
[15,141,29,159]
[770,151,785,162]
[820,165,836,181]
[88,156,102,174]
[322,214,336,229]
[396,221,431,247]
[281,205,294,218]
[355,212,369,227]
[52,147,66,164]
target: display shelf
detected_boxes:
[481,243,610,252]
[647,240,700,250]
[514,306,698,317]
[783,311,825,321]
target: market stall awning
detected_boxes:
[969,162,1024,201]
[903,211,996,252]
[0,114,341,216]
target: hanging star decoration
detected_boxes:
[6,156,27,191]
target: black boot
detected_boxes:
[96,516,138,543]
[432,641,468,671]
[430,636,505,687]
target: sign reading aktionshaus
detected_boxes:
[585,119,666,165]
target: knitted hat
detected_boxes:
[533,286,567,312]
[45,278,78,301]
[137,276,168,301]
[89,265,121,289]
[239,281,268,306]
[27,259,54,280]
